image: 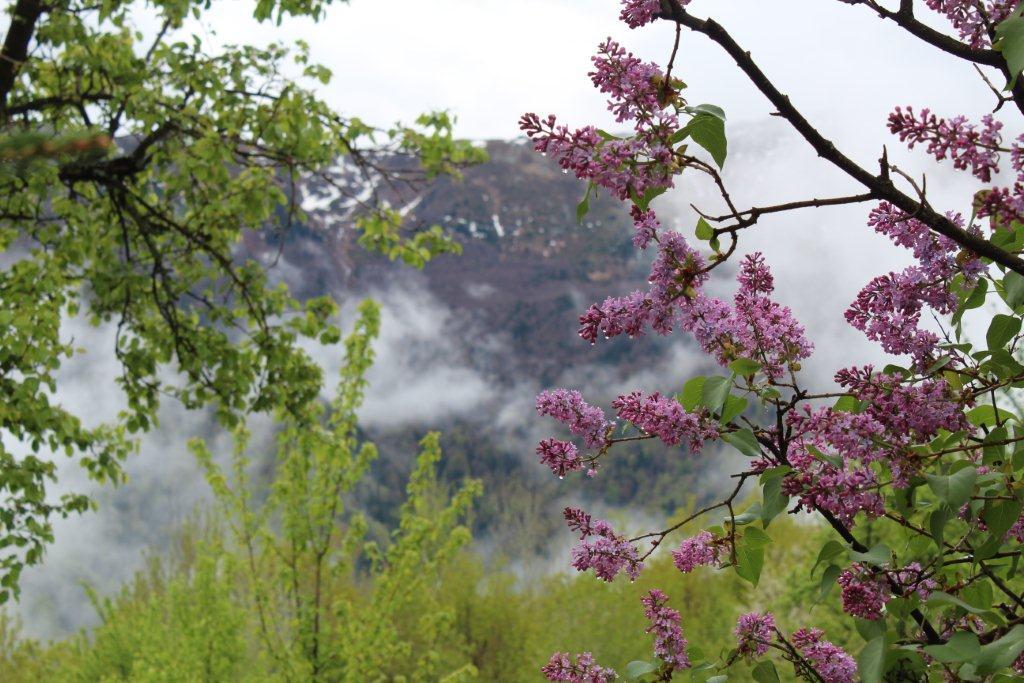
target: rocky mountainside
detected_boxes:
[235,138,723,533]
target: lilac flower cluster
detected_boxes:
[582,252,811,382]
[537,439,583,478]
[785,366,967,524]
[847,203,981,365]
[612,391,718,450]
[536,389,610,449]
[564,507,642,582]
[734,612,775,658]
[519,36,680,202]
[791,628,858,683]
[642,589,691,669]
[837,563,889,620]
[590,38,664,124]
[889,107,1003,182]
[620,0,679,29]
[835,366,969,444]
[672,530,724,573]
[578,230,707,343]
[887,104,1024,228]
[894,562,937,600]
[631,206,659,249]
[924,0,1016,48]
[542,652,617,682]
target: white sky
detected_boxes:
[192,0,999,142]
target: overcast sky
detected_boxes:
[189,0,999,142]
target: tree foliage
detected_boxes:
[0,0,483,601]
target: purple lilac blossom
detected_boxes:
[642,589,691,669]
[542,652,617,682]
[734,612,775,658]
[563,507,643,582]
[791,628,858,683]
[672,531,723,573]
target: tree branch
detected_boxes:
[660,4,1024,276]
[0,0,46,117]
[850,0,1024,116]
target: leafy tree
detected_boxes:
[0,300,482,681]
[527,0,1024,680]
[0,0,482,600]
[192,299,482,680]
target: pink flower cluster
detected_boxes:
[535,384,718,478]
[579,230,707,343]
[847,203,981,364]
[537,389,610,449]
[612,391,718,450]
[519,37,680,202]
[590,38,666,125]
[672,530,724,573]
[791,628,858,683]
[582,251,811,381]
[564,507,642,582]
[894,562,937,600]
[837,563,889,620]
[537,439,583,478]
[888,104,1024,228]
[835,366,969,443]
[542,652,617,682]
[784,366,967,524]
[631,206,659,249]
[734,612,775,658]
[620,0,681,29]
[642,589,691,668]
[836,561,936,621]
[889,107,1003,182]
[924,0,1016,48]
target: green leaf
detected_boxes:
[812,540,845,574]
[728,358,762,376]
[858,636,886,683]
[929,507,950,552]
[923,631,981,664]
[687,103,727,121]
[721,428,761,457]
[926,591,993,616]
[996,15,1024,89]
[983,498,1023,540]
[719,394,748,424]
[976,625,1024,675]
[955,278,988,325]
[1004,271,1024,310]
[832,395,862,413]
[695,217,714,241]
[683,113,727,168]
[576,183,594,224]
[624,660,658,680]
[855,617,888,642]
[849,543,891,567]
[967,404,1014,428]
[734,527,770,586]
[760,476,788,527]
[817,564,841,601]
[987,313,1022,350]
[678,376,706,411]
[925,466,977,509]
[700,375,732,414]
[751,661,780,683]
